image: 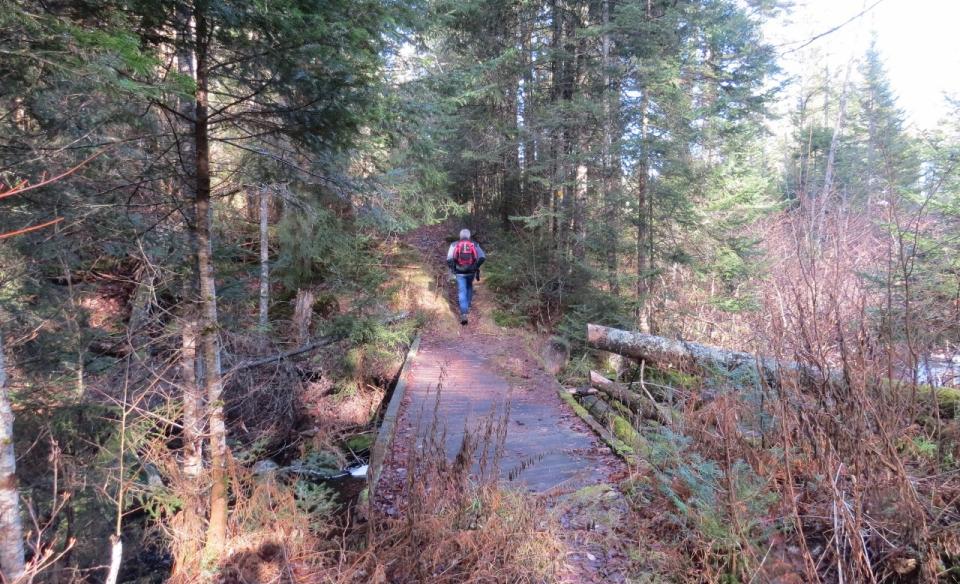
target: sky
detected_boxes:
[763,0,960,131]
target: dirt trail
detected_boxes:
[376,223,631,582]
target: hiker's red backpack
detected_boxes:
[453,240,478,268]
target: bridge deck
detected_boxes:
[375,329,621,498]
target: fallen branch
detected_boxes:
[226,335,341,375]
[0,217,64,240]
[227,312,409,375]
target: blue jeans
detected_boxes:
[455,273,474,316]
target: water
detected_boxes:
[917,356,960,387]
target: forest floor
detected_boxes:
[371,222,634,582]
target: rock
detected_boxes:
[253,459,280,475]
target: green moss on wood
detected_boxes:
[558,390,637,460]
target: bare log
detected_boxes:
[587,323,784,388]
[587,324,959,417]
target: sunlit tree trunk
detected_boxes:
[191,1,229,562]
[0,331,25,581]
[520,9,536,218]
[601,0,619,294]
[170,5,209,575]
[180,316,203,480]
[820,60,852,222]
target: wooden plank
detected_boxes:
[368,335,421,498]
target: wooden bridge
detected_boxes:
[369,328,623,501]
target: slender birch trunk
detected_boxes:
[820,60,853,202]
[180,315,203,479]
[635,93,651,332]
[258,186,270,331]
[601,0,619,294]
[0,331,26,581]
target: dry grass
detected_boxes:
[155,379,564,583]
[615,204,960,582]
[331,392,564,583]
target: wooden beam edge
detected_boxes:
[367,334,422,500]
[556,388,640,466]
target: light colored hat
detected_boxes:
[459,229,471,240]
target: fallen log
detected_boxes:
[577,393,646,452]
[587,323,960,418]
[589,370,674,425]
[589,369,679,400]
[227,312,410,375]
[558,389,637,462]
[587,323,784,387]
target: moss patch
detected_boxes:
[647,366,699,390]
[612,416,639,444]
[344,433,375,453]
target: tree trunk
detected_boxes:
[601,0,619,294]
[170,4,208,575]
[520,8,536,217]
[0,331,26,581]
[180,314,203,479]
[820,60,852,203]
[258,185,270,331]
[104,537,122,584]
[635,94,651,332]
[193,2,229,562]
[550,0,564,251]
[293,288,315,347]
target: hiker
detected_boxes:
[446,229,485,325]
